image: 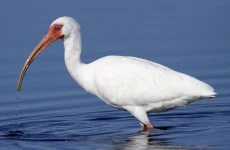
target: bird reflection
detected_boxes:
[112,130,190,150]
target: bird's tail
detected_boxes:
[201,91,217,99]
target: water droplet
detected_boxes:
[14,92,20,131]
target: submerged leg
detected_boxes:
[146,122,153,129]
[140,122,154,131]
[124,106,154,129]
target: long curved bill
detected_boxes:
[17,31,57,91]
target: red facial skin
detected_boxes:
[49,24,64,39]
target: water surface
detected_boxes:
[0,1,230,149]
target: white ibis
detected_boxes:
[17,17,216,130]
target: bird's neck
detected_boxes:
[63,29,95,94]
[63,30,83,75]
[64,30,82,62]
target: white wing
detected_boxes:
[90,56,215,111]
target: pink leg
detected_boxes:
[146,122,154,129]
[140,122,154,131]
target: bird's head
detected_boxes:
[50,16,80,39]
[17,16,79,91]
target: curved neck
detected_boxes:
[63,28,83,77]
[63,28,95,94]
[64,29,82,63]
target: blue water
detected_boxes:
[1,1,230,149]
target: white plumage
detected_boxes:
[18,16,216,130]
[72,55,215,125]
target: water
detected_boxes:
[1,1,230,149]
[15,93,20,130]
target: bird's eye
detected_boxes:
[55,26,60,31]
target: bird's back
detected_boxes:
[90,56,216,112]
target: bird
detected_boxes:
[17,16,216,130]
